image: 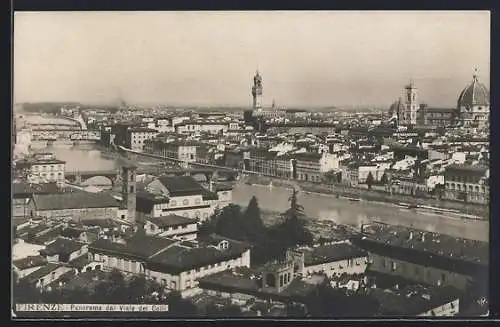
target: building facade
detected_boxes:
[15,153,65,184]
[443,164,489,205]
[144,140,198,163]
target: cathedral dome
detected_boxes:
[457,72,489,109]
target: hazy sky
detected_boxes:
[14,11,490,108]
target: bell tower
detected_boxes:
[403,80,418,126]
[121,164,137,223]
[252,70,263,111]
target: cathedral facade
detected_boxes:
[389,71,490,130]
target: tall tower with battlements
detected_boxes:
[252,70,263,111]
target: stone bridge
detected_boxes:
[31,129,101,141]
[65,166,238,186]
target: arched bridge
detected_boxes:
[31,129,101,141]
[65,166,238,186]
[60,114,87,130]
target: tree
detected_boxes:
[215,204,246,241]
[285,302,307,317]
[242,196,265,243]
[272,188,313,251]
[13,272,43,304]
[165,291,198,316]
[324,171,337,184]
[380,172,388,185]
[366,172,374,190]
[127,275,148,303]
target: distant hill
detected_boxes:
[19,102,83,114]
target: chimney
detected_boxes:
[408,231,413,241]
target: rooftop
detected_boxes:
[68,254,92,269]
[20,263,62,284]
[146,215,198,228]
[129,127,158,133]
[303,243,367,267]
[40,237,86,257]
[13,182,62,197]
[360,223,488,265]
[199,267,317,300]
[33,192,120,211]
[370,284,461,316]
[445,164,488,174]
[148,236,250,274]
[13,255,48,270]
[60,227,85,239]
[157,175,206,197]
[89,234,178,260]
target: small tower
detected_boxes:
[402,80,418,126]
[252,70,263,111]
[121,164,137,223]
[261,261,295,293]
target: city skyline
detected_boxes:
[14,11,490,108]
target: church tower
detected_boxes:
[402,81,418,126]
[121,164,137,223]
[252,70,263,111]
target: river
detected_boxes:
[231,184,488,242]
[38,144,489,242]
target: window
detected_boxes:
[150,225,156,232]
[51,272,56,280]
[129,186,134,193]
[183,199,189,205]
[170,200,176,207]
[40,278,45,286]
[161,279,166,285]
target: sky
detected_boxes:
[14,11,490,108]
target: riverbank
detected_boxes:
[243,175,489,219]
[241,207,356,242]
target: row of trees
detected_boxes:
[200,189,314,265]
